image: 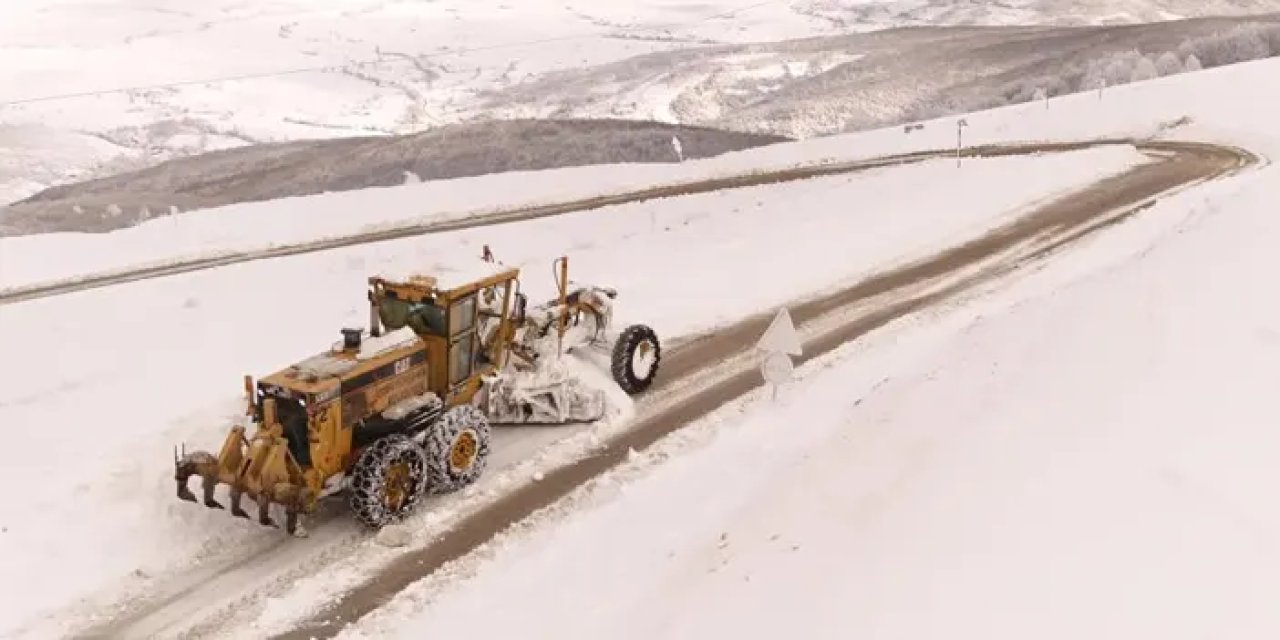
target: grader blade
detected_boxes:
[482,369,607,425]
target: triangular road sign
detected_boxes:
[756,307,802,356]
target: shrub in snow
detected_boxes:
[1130,56,1159,83]
[1155,51,1184,76]
[1077,51,1141,94]
[1176,23,1280,68]
[975,24,1280,121]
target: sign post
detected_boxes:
[756,307,802,401]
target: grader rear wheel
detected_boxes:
[349,434,429,529]
[423,404,492,494]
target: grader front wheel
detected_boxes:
[348,434,429,529]
[611,324,661,394]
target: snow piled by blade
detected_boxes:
[559,352,636,425]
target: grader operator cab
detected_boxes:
[174,256,660,536]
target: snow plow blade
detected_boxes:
[481,368,607,424]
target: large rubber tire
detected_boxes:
[611,324,661,394]
[423,404,492,494]
[348,434,429,529]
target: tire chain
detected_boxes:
[348,434,429,529]
[422,404,492,494]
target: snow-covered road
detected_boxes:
[345,142,1280,640]
[0,143,1148,639]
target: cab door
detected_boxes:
[447,292,479,392]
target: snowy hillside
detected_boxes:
[478,18,1280,138]
[4,0,1280,209]
[314,58,1280,640]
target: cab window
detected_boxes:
[449,294,476,335]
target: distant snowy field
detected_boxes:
[0,0,832,203]
[334,57,1280,640]
[4,0,1280,205]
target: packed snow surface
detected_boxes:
[327,58,1280,639]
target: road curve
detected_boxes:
[72,139,1256,640]
[0,138,1176,307]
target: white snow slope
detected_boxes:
[333,60,1280,639]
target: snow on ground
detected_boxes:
[6,47,1280,640]
[335,62,1280,640]
[0,146,1141,637]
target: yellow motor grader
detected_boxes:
[174,255,660,536]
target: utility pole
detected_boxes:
[956,118,969,167]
